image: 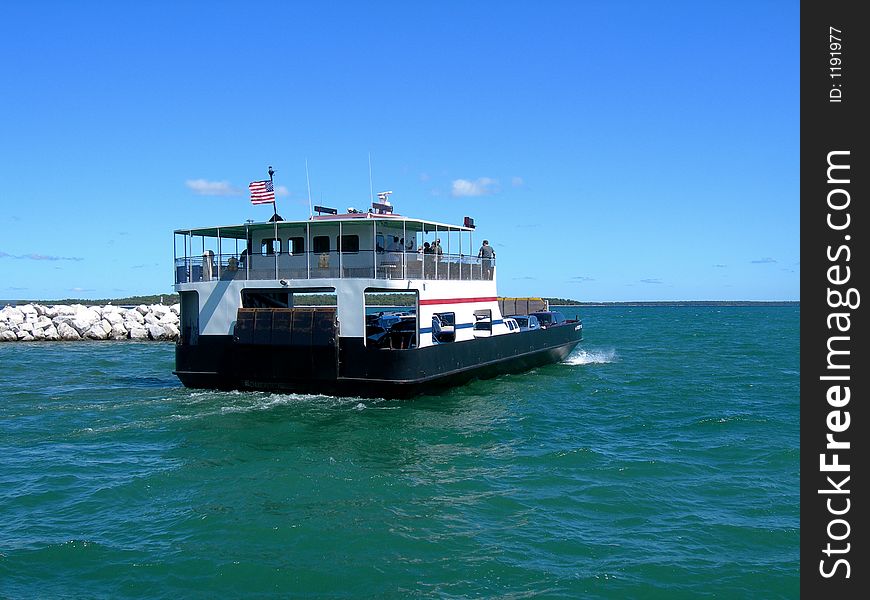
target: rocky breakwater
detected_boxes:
[0,303,181,342]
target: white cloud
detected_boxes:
[275,185,290,197]
[451,177,499,197]
[511,176,524,187]
[185,179,242,196]
[1,252,83,261]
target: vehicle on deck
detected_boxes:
[529,311,568,329]
[508,314,541,331]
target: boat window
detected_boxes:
[338,235,359,253]
[179,291,199,345]
[288,236,304,254]
[313,236,330,253]
[364,290,418,349]
[262,238,282,255]
[473,309,492,335]
[433,312,455,343]
[242,290,290,308]
[375,234,385,253]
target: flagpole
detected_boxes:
[368,153,374,205]
[268,165,277,219]
[305,159,313,219]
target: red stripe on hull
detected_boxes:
[419,296,498,306]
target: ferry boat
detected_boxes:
[173,198,582,398]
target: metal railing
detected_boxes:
[174,250,495,284]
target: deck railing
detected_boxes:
[175,251,495,284]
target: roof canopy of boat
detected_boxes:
[174,214,475,240]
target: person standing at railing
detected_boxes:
[202,250,215,281]
[422,242,433,279]
[433,239,444,279]
[478,240,495,279]
[384,236,402,278]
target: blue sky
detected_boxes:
[0,1,798,302]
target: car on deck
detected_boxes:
[507,314,541,331]
[529,311,567,329]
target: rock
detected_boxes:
[129,326,149,340]
[71,307,101,334]
[0,303,181,342]
[152,305,171,318]
[57,322,82,340]
[147,323,168,340]
[102,308,125,325]
[85,323,109,340]
[54,305,77,317]
[3,307,25,326]
[125,310,145,324]
[110,322,129,340]
[158,312,177,325]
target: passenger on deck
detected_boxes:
[433,239,444,278]
[422,242,433,278]
[202,250,215,281]
[478,240,496,279]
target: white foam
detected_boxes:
[562,348,617,365]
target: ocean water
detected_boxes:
[0,306,799,598]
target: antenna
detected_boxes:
[368,152,374,204]
[305,159,312,219]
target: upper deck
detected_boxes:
[173,211,495,285]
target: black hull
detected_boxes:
[175,324,582,399]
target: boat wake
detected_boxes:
[562,348,617,365]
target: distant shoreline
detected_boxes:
[2,295,799,309]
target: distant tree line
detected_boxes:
[5,294,181,307]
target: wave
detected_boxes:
[562,348,617,365]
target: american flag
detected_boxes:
[249,180,275,205]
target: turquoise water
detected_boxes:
[0,306,799,598]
